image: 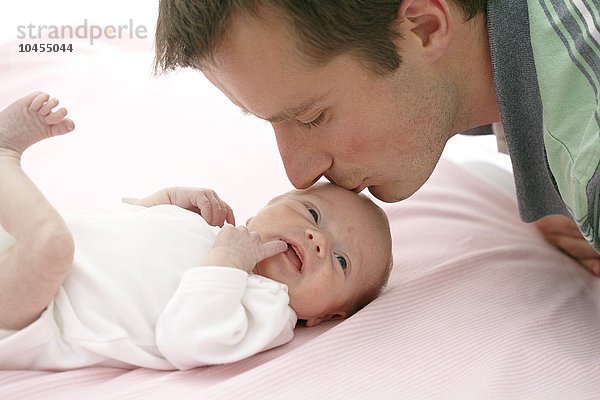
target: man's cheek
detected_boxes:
[334,125,390,161]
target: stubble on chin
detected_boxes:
[368,185,407,203]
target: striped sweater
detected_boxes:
[487,0,600,252]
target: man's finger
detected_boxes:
[582,258,600,276]
[260,240,288,261]
[536,215,583,238]
[550,234,600,260]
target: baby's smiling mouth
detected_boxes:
[284,242,303,272]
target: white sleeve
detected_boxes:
[155,267,296,370]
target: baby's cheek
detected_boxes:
[288,283,327,310]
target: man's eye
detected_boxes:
[301,112,325,130]
[308,208,319,223]
[336,255,348,270]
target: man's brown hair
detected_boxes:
[155,0,486,76]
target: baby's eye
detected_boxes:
[336,255,348,270]
[308,208,319,224]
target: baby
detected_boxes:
[0,93,393,371]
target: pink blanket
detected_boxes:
[1,159,599,399]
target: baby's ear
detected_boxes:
[305,312,347,327]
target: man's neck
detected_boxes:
[450,13,501,133]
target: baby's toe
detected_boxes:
[38,98,59,117]
[49,118,75,136]
[44,107,68,125]
[28,92,50,112]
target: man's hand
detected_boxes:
[201,225,287,272]
[535,214,600,275]
[124,187,235,227]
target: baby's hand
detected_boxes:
[125,187,235,227]
[0,92,75,156]
[201,225,287,272]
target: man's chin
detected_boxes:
[368,185,409,203]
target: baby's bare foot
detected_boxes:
[0,92,75,156]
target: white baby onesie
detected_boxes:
[0,204,296,371]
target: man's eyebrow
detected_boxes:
[251,93,329,123]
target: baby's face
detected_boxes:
[247,183,391,326]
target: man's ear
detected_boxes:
[304,311,347,327]
[396,0,452,62]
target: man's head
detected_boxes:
[246,182,393,326]
[155,1,494,203]
[155,0,486,75]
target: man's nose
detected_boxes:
[305,228,327,259]
[274,127,331,189]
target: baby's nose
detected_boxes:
[305,228,326,258]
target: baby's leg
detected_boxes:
[0,92,75,330]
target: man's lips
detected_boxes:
[325,174,367,193]
[352,180,368,193]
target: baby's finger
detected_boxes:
[236,225,249,234]
[206,191,223,226]
[260,240,288,261]
[221,203,230,226]
[211,192,233,227]
[250,231,262,241]
[197,194,213,224]
[215,197,228,227]
[225,204,236,225]
[121,197,140,205]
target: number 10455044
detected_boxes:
[18,43,74,53]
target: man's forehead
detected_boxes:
[205,11,339,124]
